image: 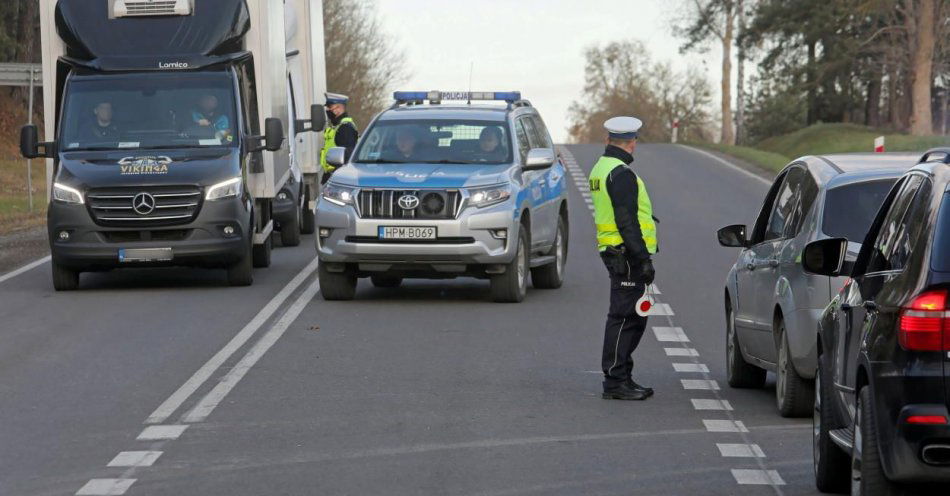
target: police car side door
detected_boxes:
[525,116,559,247]
[514,117,548,247]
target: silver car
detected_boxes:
[717,153,918,417]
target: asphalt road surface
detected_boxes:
[0,144,823,496]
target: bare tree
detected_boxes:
[904,0,940,135]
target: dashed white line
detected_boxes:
[665,347,699,357]
[673,363,710,373]
[703,419,749,433]
[136,425,188,441]
[107,451,163,467]
[681,379,720,390]
[731,469,786,485]
[0,255,51,285]
[652,327,690,342]
[691,399,733,411]
[717,443,766,458]
[76,478,136,496]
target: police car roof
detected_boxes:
[379,104,519,122]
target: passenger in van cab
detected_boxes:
[192,94,231,140]
[84,101,120,141]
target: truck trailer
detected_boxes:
[21,0,327,290]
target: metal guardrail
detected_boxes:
[0,63,42,87]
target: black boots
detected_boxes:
[602,381,649,400]
[626,378,654,397]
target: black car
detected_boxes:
[804,148,950,494]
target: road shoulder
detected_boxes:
[0,226,48,274]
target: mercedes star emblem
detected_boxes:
[132,192,156,215]
[398,194,420,210]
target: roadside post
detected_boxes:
[0,63,44,213]
[671,119,679,143]
[874,135,885,153]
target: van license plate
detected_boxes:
[378,226,437,240]
[119,248,173,263]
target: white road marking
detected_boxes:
[146,258,320,424]
[75,479,136,495]
[107,451,162,467]
[703,419,749,433]
[665,347,699,357]
[717,443,766,458]
[691,399,733,411]
[0,255,50,285]
[652,327,689,342]
[182,277,321,423]
[648,303,674,316]
[678,145,771,186]
[673,363,710,373]
[681,379,720,390]
[136,425,188,441]
[648,284,661,294]
[731,469,786,485]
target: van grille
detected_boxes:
[86,186,202,227]
[114,0,191,17]
[357,189,462,219]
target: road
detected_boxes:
[0,144,821,496]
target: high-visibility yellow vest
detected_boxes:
[589,156,658,253]
[320,116,356,172]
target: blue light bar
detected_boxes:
[393,91,522,103]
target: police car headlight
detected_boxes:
[52,182,84,204]
[322,183,357,207]
[467,185,510,208]
[206,177,242,201]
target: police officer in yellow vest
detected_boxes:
[320,92,358,185]
[589,116,658,401]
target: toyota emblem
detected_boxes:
[132,192,156,215]
[397,194,420,210]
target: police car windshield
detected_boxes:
[60,72,238,151]
[354,119,512,165]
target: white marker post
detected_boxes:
[874,135,885,153]
[671,119,679,144]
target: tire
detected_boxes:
[490,226,528,303]
[814,351,849,493]
[531,215,567,289]
[280,206,301,247]
[776,318,815,417]
[300,186,315,235]
[726,300,767,388]
[252,235,272,268]
[370,276,402,288]
[51,261,80,291]
[226,237,254,287]
[319,263,357,300]
[852,386,902,496]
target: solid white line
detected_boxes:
[76,479,136,495]
[673,363,710,373]
[678,145,771,186]
[691,399,733,411]
[703,419,748,433]
[731,469,786,485]
[0,255,50,285]
[107,451,163,467]
[717,443,765,458]
[145,258,320,424]
[653,327,689,342]
[137,425,188,441]
[665,347,699,357]
[182,277,321,423]
[681,379,720,390]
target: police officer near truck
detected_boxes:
[589,116,659,401]
[320,92,358,185]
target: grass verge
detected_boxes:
[0,158,47,235]
[757,123,950,158]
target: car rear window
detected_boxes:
[932,192,950,272]
[822,179,896,241]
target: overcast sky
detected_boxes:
[375,0,722,142]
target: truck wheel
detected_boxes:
[490,227,528,303]
[51,261,80,291]
[280,207,301,247]
[852,386,902,496]
[371,276,402,288]
[319,263,357,300]
[252,235,272,268]
[531,216,567,289]
[226,237,254,287]
[726,300,766,388]
[776,319,814,417]
[814,351,849,493]
[301,187,315,235]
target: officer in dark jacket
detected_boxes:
[320,92,358,184]
[588,116,658,400]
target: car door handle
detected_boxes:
[768,259,779,268]
[746,263,755,271]
[841,303,853,312]
[862,301,878,312]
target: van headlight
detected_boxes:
[467,185,511,208]
[322,183,357,207]
[206,177,242,201]
[52,182,84,204]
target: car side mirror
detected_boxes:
[263,117,284,152]
[20,124,54,159]
[802,238,849,276]
[523,148,555,171]
[294,104,327,136]
[717,224,749,248]
[325,146,346,167]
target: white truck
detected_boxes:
[21,0,326,289]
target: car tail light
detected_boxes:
[906,415,949,425]
[898,289,949,351]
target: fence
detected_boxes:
[0,63,43,212]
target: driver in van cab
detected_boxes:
[192,94,231,140]
[84,101,120,140]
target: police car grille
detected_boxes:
[87,186,202,227]
[357,189,462,219]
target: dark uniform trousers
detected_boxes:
[600,255,649,387]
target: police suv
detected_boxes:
[315,91,569,302]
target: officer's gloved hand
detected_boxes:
[639,258,655,285]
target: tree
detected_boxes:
[323,0,408,128]
[677,0,738,145]
[905,0,940,135]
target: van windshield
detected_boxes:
[354,119,512,164]
[822,179,896,241]
[60,72,239,151]
[932,193,950,272]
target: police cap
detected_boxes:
[604,116,642,139]
[325,92,349,105]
